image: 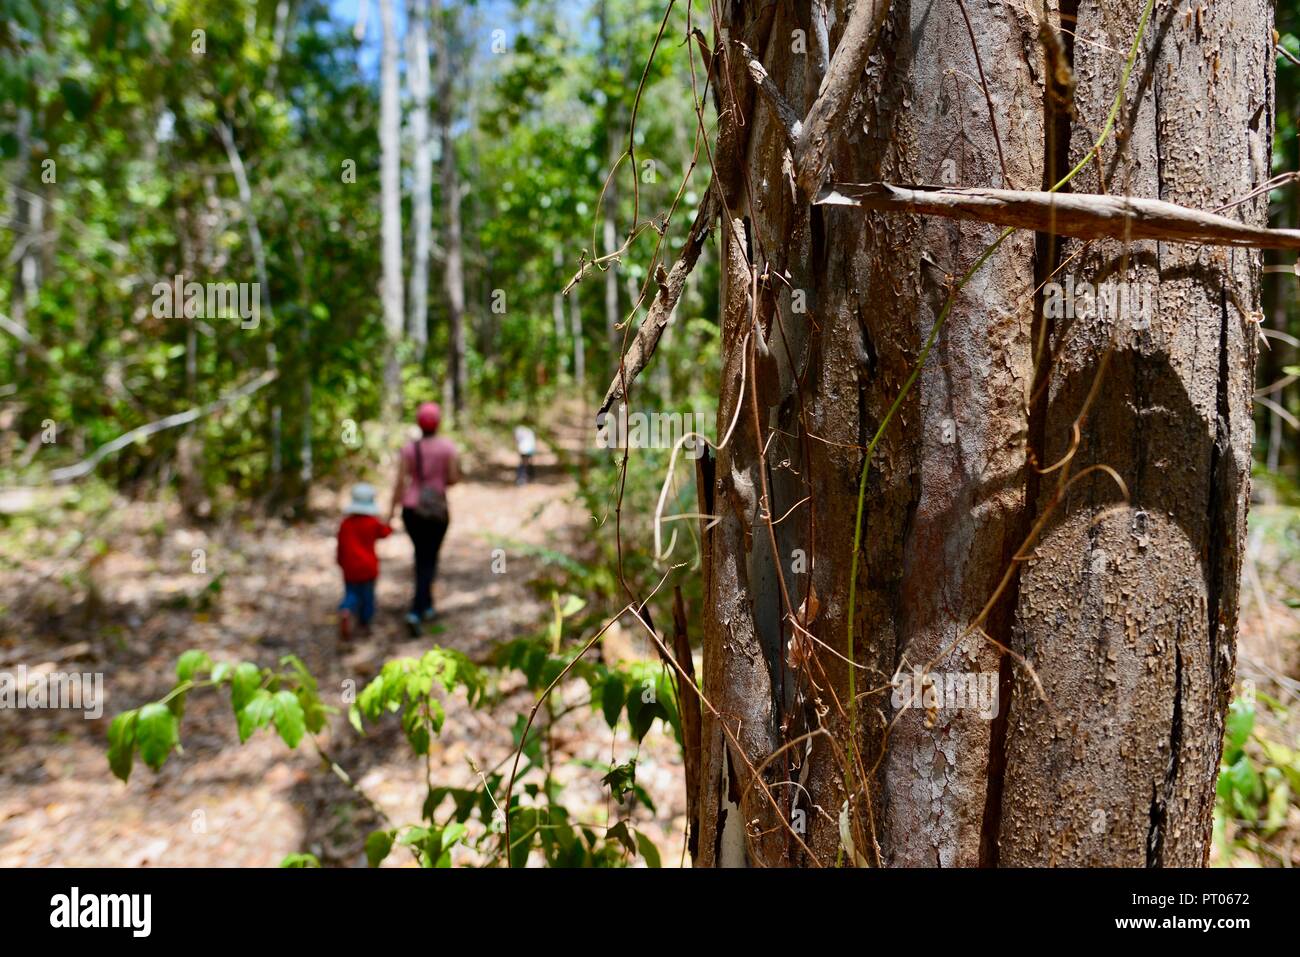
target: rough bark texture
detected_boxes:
[996,0,1271,868]
[695,0,1270,867]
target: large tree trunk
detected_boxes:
[694,0,1271,867]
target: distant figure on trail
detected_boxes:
[387,402,460,634]
[336,483,392,640]
[513,424,536,486]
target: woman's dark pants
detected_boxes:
[402,507,449,616]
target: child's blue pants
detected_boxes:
[339,579,377,625]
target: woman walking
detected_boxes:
[387,402,460,633]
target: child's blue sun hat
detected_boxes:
[345,483,381,517]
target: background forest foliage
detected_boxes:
[1,0,1298,866]
[0,0,719,504]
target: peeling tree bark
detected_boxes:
[694,0,1270,867]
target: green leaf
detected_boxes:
[422,787,446,821]
[356,670,391,720]
[402,705,430,755]
[635,702,666,742]
[1263,780,1290,834]
[602,760,638,802]
[442,822,467,850]
[59,77,93,120]
[427,697,446,734]
[606,820,636,856]
[280,852,321,868]
[297,685,331,735]
[1222,754,1263,808]
[521,647,545,688]
[237,689,276,743]
[107,709,138,782]
[512,714,542,763]
[168,689,187,722]
[601,673,625,729]
[365,829,394,868]
[634,828,661,868]
[272,690,306,748]
[176,649,213,683]
[1225,698,1256,755]
[136,702,179,771]
[231,662,262,712]
[508,807,539,869]
[625,685,666,743]
[655,670,682,740]
[397,826,433,847]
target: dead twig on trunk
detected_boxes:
[596,183,720,422]
[816,181,1300,249]
[738,43,803,148]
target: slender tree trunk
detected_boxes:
[599,0,622,380]
[266,0,295,89]
[9,106,39,385]
[694,0,1272,867]
[407,0,432,357]
[434,0,467,421]
[287,224,313,507]
[218,120,281,488]
[378,0,404,411]
[553,246,568,382]
[468,102,491,365]
[176,203,205,520]
[353,0,369,42]
[570,286,585,391]
[603,185,621,379]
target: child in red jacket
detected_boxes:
[337,483,392,639]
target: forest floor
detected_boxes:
[0,418,688,867]
[3,421,1297,866]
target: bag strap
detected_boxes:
[412,439,425,483]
